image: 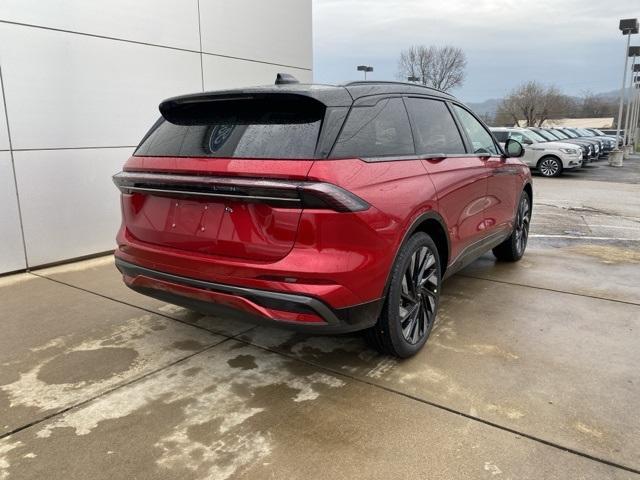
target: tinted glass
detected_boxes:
[525,129,547,142]
[492,131,509,142]
[452,105,498,155]
[135,98,323,159]
[535,129,557,141]
[332,97,414,158]
[508,131,529,143]
[404,98,465,154]
[549,130,568,139]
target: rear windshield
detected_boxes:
[135,97,324,159]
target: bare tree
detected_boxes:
[580,90,618,118]
[398,45,466,92]
[491,86,620,127]
[496,81,570,127]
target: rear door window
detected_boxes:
[331,97,414,158]
[135,97,324,159]
[404,98,466,155]
[451,105,498,155]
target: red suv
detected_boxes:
[114,77,532,358]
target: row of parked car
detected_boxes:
[490,127,617,177]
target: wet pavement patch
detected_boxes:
[227,354,258,370]
[0,341,632,479]
[171,340,208,352]
[36,348,139,385]
[0,310,224,433]
[0,342,349,479]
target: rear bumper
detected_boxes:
[115,257,382,334]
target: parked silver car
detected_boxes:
[491,127,582,177]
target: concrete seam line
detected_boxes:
[532,223,640,231]
[0,337,232,442]
[29,272,231,336]
[232,338,640,476]
[2,314,638,476]
[457,274,640,307]
[529,234,640,241]
[31,271,259,339]
[25,275,640,473]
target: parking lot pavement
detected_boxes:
[33,257,256,338]
[557,156,640,185]
[1,160,639,479]
[0,273,227,434]
[0,340,631,480]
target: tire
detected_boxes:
[492,192,531,262]
[365,232,441,358]
[537,156,562,177]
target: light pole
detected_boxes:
[633,67,640,150]
[633,80,640,151]
[611,18,638,167]
[357,65,373,80]
[623,48,639,149]
[630,73,638,148]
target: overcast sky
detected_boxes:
[312,0,639,102]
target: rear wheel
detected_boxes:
[365,232,441,358]
[492,192,531,262]
[537,156,562,177]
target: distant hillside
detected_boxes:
[591,88,636,101]
[466,98,500,117]
[466,86,633,122]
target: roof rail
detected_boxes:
[342,80,450,95]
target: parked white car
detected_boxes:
[491,127,583,177]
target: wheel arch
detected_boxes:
[523,181,533,205]
[382,211,450,297]
[536,154,563,172]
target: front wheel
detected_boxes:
[493,192,531,262]
[537,156,562,177]
[365,232,441,358]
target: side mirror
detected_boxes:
[523,138,533,145]
[505,138,525,158]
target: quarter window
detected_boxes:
[404,98,465,155]
[452,105,498,155]
[331,97,414,158]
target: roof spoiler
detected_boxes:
[158,92,327,125]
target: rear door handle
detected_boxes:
[421,154,447,162]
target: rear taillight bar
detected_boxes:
[112,171,369,213]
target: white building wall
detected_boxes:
[0,0,312,273]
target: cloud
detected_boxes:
[313,0,639,101]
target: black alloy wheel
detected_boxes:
[399,246,438,344]
[365,232,441,358]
